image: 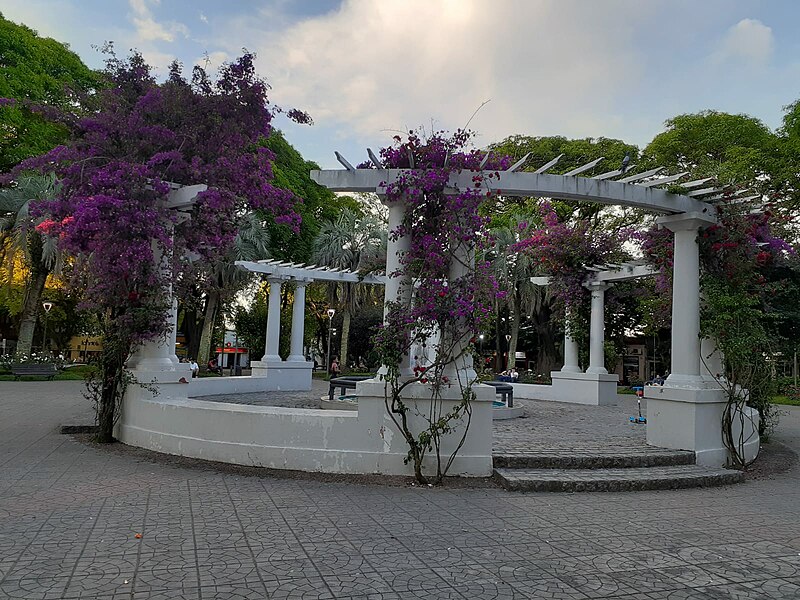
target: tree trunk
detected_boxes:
[340,307,352,369]
[533,303,559,374]
[16,268,49,357]
[508,315,519,371]
[197,291,219,366]
[507,293,520,370]
[97,354,126,443]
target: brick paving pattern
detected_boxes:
[1,380,799,599]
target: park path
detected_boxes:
[1,380,799,599]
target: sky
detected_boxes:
[3,0,800,169]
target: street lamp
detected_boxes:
[41,301,54,355]
[505,333,512,370]
[326,308,336,376]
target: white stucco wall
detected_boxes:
[117,378,494,477]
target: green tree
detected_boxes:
[312,208,385,369]
[643,111,779,188]
[0,174,63,355]
[194,212,272,366]
[0,13,102,171]
[489,135,639,221]
[262,131,362,262]
[488,211,549,371]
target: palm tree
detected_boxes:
[312,208,385,369]
[195,211,272,366]
[0,174,63,356]
[489,212,551,372]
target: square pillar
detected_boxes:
[644,212,757,467]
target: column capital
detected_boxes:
[584,280,611,291]
[656,211,716,232]
[292,278,312,288]
[266,275,289,284]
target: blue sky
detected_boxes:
[3,1,800,169]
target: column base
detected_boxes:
[354,378,495,477]
[645,384,760,467]
[250,360,312,391]
[551,371,619,405]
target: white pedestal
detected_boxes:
[513,372,619,406]
[250,360,313,391]
[645,384,760,467]
[355,378,495,477]
[124,367,193,404]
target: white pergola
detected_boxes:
[311,151,752,466]
[234,259,384,382]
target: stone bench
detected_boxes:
[328,376,375,402]
[484,381,514,407]
[11,363,59,380]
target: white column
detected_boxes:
[561,309,582,373]
[128,243,177,372]
[443,242,476,382]
[660,217,704,385]
[380,199,414,377]
[586,282,609,375]
[261,277,284,362]
[169,298,180,365]
[287,280,308,362]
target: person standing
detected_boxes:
[330,357,340,378]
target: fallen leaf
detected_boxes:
[134,533,142,539]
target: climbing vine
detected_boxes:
[370,130,508,484]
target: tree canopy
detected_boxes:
[0,13,102,172]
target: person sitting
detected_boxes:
[207,357,223,375]
[189,359,199,378]
[510,368,519,382]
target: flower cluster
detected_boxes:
[513,202,627,311]
[371,130,504,377]
[10,51,309,346]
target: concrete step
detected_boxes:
[492,448,696,470]
[493,465,744,493]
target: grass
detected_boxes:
[772,395,800,406]
[0,364,97,381]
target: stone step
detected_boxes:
[492,449,696,470]
[493,465,744,493]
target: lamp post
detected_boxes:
[505,333,512,370]
[326,308,336,375]
[41,301,54,355]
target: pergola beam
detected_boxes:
[311,168,715,216]
[236,260,386,285]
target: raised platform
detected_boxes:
[491,395,745,492]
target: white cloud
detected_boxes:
[199,12,208,24]
[712,18,774,66]
[239,0,652,151]
[128,0,188,43]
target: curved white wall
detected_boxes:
[118,380,495,477]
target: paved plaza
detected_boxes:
[1,381,799,599]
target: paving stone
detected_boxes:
[1,380,799,600]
